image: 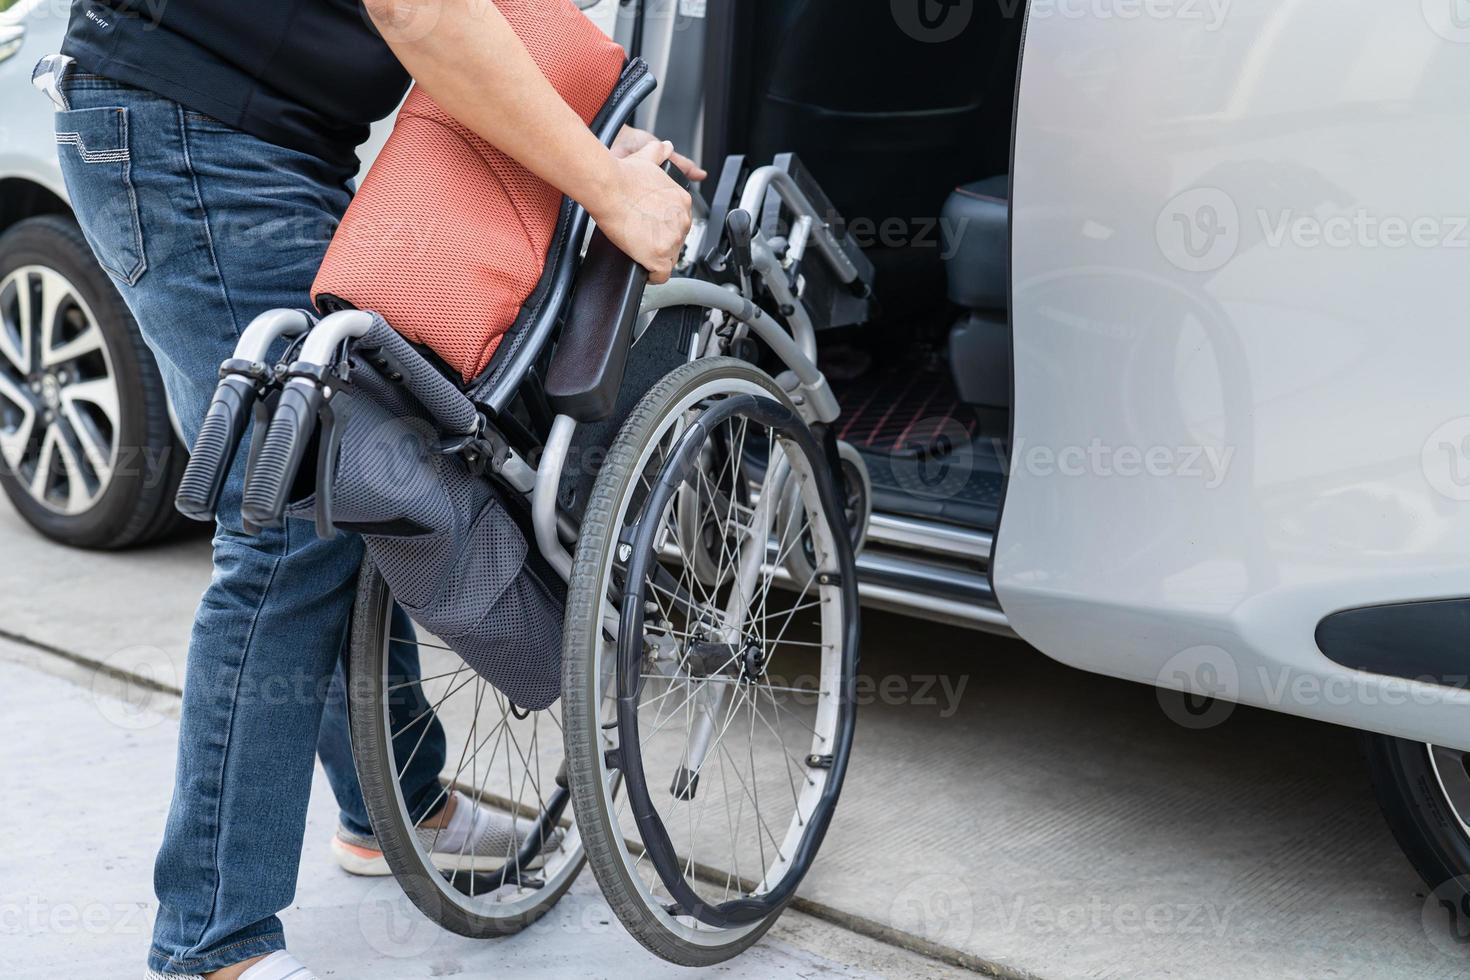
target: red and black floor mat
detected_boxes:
[830,365,1004,531]
[830,367,979,458]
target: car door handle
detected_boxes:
[0,24,25,65]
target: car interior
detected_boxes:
[693,0,1026,625]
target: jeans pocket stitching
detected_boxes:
[116,109,147,284]
[53,131,129,163]
[55,108,148,285]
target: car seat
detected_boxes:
[942,175,1010,408]
[731,0,1022,317]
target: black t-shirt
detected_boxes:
[61,0,411,169]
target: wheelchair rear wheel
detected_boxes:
[563,358,860,964]
[348,559,585,936]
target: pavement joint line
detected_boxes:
[781,900,1038,980]
[4,630,1040,980]
[0,626,183,696]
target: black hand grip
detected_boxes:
[240,383,323,529]
[175,375,256,522]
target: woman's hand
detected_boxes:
[612,126,708,182]
[588,138,696,285]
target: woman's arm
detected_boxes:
[363,0,697,283]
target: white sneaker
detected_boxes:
[144,950,318,980]
[240,951,319,980]
[331,790,564,876]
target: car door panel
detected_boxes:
[996,0,1470,749]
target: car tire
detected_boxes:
[1364,733,1470,924]
[0,214,187,549]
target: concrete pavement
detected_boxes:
[3,501,1469,978]
[0,649,973,979]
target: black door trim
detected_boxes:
[1316,598,1470,690]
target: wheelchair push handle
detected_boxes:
[238,310,375,529]
[175,374,257,522]
[174,309,313,523]
[239,380,321,529]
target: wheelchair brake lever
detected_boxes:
[239,393,279,536]
[726,208,755,299]
[312,394,351,541]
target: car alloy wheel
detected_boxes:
[1364,732,1470,928]
[1429,745,1470,837]
[0,215,187,549]
[0,263,120,515]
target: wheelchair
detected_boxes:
[174,54,872,966]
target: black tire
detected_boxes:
[564,358,860,965]
[1364,733,1470,923]
[0,215,187,548]
[347,558,585,937]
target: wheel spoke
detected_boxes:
[28,426,59,501]
[60,400,113,484]
[34,268,72,366]
[44,318,104,368]
[29,425,88,513]
[0,371,37,471]
[61,377,121,436]
[0,271,34,375]
[392,665,473,741]
[385,665,465,692]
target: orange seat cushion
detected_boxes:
[312,0,625,381]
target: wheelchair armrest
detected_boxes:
[546,161,690,423]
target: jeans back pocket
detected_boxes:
[54,105,147,284]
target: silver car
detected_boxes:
[0,0,194,547]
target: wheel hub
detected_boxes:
[39,373,62,413]
[739,642,768,682]
[685,639,740,677]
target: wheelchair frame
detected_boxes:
[175,54,872,947]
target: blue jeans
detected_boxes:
[50,69,448,974]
